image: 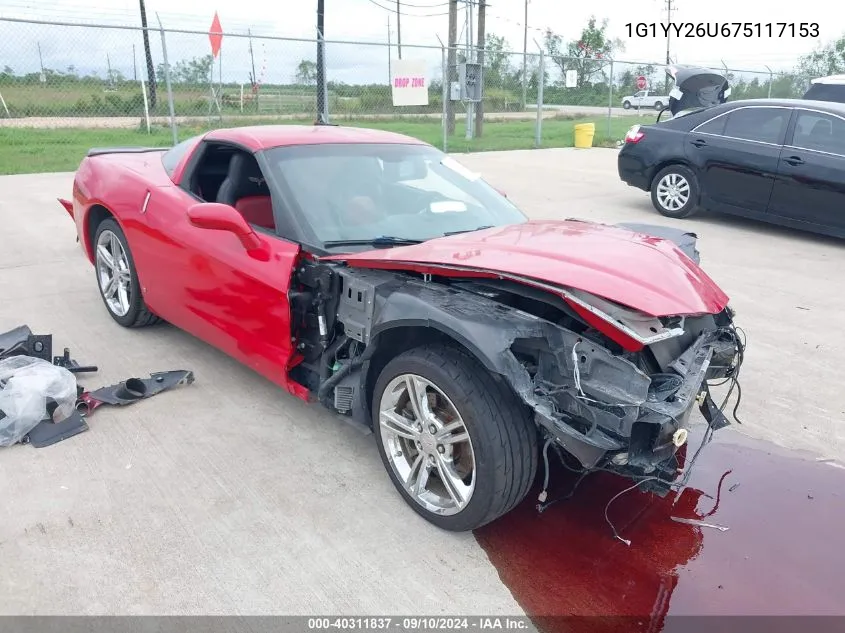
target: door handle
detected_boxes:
[689,139,707,148]
[783,155,804,166]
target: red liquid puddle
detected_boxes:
[474,428,845,632]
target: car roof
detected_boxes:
[719,98,845,114]
[203,124,430,151]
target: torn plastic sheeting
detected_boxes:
[0,356,78,447]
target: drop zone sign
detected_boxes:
[391,59,429,107]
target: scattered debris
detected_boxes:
[670,516,730,531]
[728,483,740,492]
[796,306,810,311]
[1,325,195,449]
[76,370,195,415]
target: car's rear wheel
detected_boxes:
[372,344,538,532]
[623,100,631,109]
[650,164,700,219]
[94,218,161,328]
[653,101,663,110]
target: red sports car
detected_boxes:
[60,124,743,531]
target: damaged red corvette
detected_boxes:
[59,125,743,531]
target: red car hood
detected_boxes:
[322,220,729,317]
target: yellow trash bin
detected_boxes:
[573,122,595,148]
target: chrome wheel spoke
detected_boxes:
[407,455,432,496]
[104,276,118,299]
[434,453,468,510]
[404,375,432,423]
[380,409,419,441]
[97,244,115,270]
[436,420,469,446]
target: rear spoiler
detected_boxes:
[86,147,169,157]
[58,198,74,219]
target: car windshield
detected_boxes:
[261,143,527,248]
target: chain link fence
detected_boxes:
[0,16,816,161]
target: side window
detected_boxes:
[791,110,845,155]
[161,136,199,179]
[191,145,276,233]
[695,114,727,136]
[635,91,645,98]
[722,107,790,144]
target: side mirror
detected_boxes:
[187,202,263,252]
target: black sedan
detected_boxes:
[617,98,845,238]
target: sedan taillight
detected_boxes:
[625,125,645,143]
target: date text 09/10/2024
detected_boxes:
[625,22,819,38]
[308,617,528,630]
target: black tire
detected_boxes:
[623,100,631,109]
[372,344,538,532]
[93,218,161,328]
[653,101,663,110]
[650,164,700,219]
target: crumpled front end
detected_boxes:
[508,301,741,494]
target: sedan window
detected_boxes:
[694,114,727,136]
[722,107,790,145]
[791,110,845,155]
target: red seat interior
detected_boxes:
[235,196,274,230]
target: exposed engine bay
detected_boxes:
[286,226,743,496]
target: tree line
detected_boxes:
[2,16,844,112]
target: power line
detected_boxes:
[364,0,449,18]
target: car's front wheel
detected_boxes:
[650,164,700,219]
[94,218,161,328]
[372,344,538,532]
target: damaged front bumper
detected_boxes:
[526,327,738,494]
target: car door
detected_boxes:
[684,105,790,214]
[768,108,845,232]
[633,90,646,107]
[134,141,304,395]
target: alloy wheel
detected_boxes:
[95,229,132,317]
[378,373,476,516]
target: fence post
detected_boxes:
[535,49,544,148]
[156,15,178,145]
[607,59,614,141]
[441,45,448,152]
[766,65,773,98]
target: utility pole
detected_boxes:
[465,0,473,139]
[133,44,137,81]
[316,0,328,123]
[474,0,486,136]
[396,0,402,59]
[446,0,458,134]
[139,0,157,108]
[521,0,528,109]
[664,0,675,93]
[387,16,392,84]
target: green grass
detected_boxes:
[0,115,633,175]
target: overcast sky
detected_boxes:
[0,0,837,83]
